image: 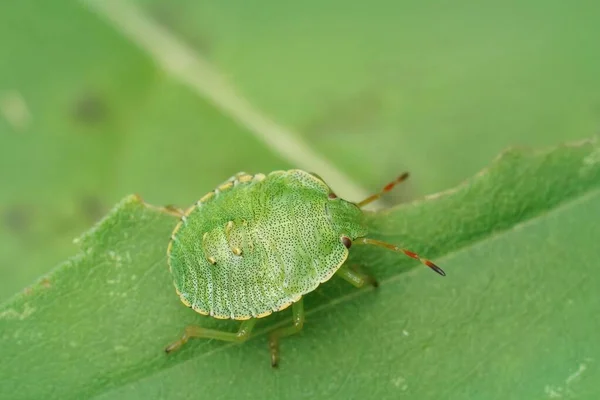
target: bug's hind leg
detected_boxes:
[336,266,379,288]
[165,319,257,354]
[269,298,304,368]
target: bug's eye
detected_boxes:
[341,236,352,249]
[328,192,338,199]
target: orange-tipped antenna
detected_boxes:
[357,172,410,208]
[355,238,446,276]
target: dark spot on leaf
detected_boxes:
[146,1,177,28]
[72,92,108,125]
[2,205,30,233]
[147,1,213,55]
[80,196,105,222]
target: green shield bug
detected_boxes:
[158,170,445,367]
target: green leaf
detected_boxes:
[2,139,599,399]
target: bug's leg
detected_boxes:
[269,298,304,368]
[165,319,257,354]
[133,194,184,217]
[336,266,379,288]
[161,204,185,216]
[357,172,410,208]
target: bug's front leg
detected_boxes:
[335,266,379,288]
[269,298,304,368]
[165,319,258,353]
[133,194,185,217]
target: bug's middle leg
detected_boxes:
[269,298,304,368]
[336,265,379,288]
[165,319,257,354]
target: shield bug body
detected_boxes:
[161,170,444,366]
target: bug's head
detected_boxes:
[326,192,369,240]
[330,172,446,276]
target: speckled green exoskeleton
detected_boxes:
[157,170,445,367]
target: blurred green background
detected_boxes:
[1,0,599,303]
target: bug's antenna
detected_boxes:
[357,172,410,208]
[354,238,446,276]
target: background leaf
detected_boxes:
[2,139,599,399]
[2,0,600,302]
[131,0,600,191]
